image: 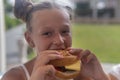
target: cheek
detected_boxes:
[34,42,47,55]
[35,39,50,52]
[65,36,72,47]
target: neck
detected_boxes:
[24,57,36,76]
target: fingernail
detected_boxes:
[69,50,74,53]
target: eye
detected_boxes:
[61,29,70,35]
[42,32,52,37]
[62,30,69,33]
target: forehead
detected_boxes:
[31,9,70,25]
[32,9,69,19]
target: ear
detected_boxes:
[24,31,35,48]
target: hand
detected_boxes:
[67,48,109,80]
[30,50,63,80]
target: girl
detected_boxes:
[1,0,109,80]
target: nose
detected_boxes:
[53,33,64,46]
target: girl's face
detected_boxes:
[26,9,72,54]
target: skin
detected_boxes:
[109,74,118,80]
[1,8,112,80]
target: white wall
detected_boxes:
[0,0,6,73]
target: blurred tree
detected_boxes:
[4,0,22,30]
[5,14,21,30]
[4,0,41,30]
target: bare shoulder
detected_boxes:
[1,66,25,80]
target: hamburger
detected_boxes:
[49,50,81,79]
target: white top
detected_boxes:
[21,64,30,80]
[110,64,120,80]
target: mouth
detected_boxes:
[55,66,77,72]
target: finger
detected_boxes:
[37,50,63,63]
[38,50,61,55]
[34,53,63,69]
[34,65,56,78]
[80,50,91,58]
[44,65,56,76]
[80,50,92,63]
[67,48,83,55]
[86,53,98,63]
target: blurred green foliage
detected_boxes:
[5,14,22,30]
[27,47,36,59]
[4,0,22,30]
